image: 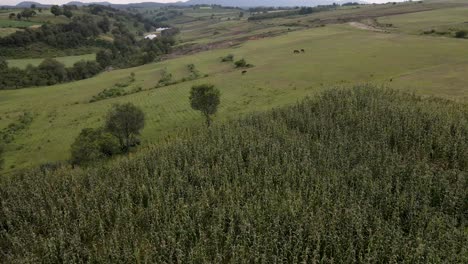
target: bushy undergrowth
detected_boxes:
[0,86,467,263]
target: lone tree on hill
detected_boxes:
[189,84,220,127]
[105,103,145,152]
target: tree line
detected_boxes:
[0,57,101,89]
[0,5,178,89]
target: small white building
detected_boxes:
[144,34,157,40]
[156,27,170,32]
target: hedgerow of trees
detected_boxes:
[0,58,101,89]
[0,5,178,89]
[0,86,466,262]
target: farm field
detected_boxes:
[378,6,468,35]
[7,53,96,68]
[0,1,467,262]
[1,20,468,172]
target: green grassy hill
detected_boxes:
[2,22,468,173]
[1,86,466,262]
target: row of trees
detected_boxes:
[51,5,75,18]
[71,84,221,165]
[0,16,107,48]
[0,58,101,89]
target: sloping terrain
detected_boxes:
[1,86,466,262]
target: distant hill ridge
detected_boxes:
[5,1,368,8]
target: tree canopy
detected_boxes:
[189,84,221,127]
[105,103,145,151]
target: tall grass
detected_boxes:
[1,86,467,263]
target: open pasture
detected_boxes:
[378,6,468,35]
[1,23,468,172]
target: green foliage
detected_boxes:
[157,68,173,86]
[0,87,467,262]
[0,144,4,170]
[454,30,467,38]
[0,58,101,89]
[50,5,62,17]
[0,112,34,144]
[234,58,253,68]
[96,49,113,68]
[189,84,220,127]
[0,56,7,69]
[105,103,145,152]
[63,9,73,19]
[234,58,247,68]
[186,63,201,79]
[221,54,234,62]
[90,74,139,102]
[70,128,120,166]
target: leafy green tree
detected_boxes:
[20,9,36,20]
[96,49,113,68]
[98,17,111,33]
[71,128,120,166]
[63,9,73,19]
[8,13,15,20]
[38,58,67,85]
[105,103,145,152]
[189,84,220,127]
[51,5,62,16]
[0,57,8,70]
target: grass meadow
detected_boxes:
[1,24,468,172]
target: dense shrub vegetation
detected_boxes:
[0,58,101,89]
[0,87,467,262]
[71,103,145,165]
[0,5,177,89]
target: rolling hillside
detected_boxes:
[1,86,466,262]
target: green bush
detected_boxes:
[234,58,247,67]
[70,128,120,166]
[221,54,234,62]
[454,30,467,38]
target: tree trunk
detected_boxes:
[205,114,211,127]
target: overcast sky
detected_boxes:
[2,0,407,6]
